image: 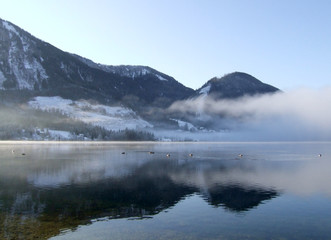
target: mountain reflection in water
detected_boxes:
[0,142,330,239]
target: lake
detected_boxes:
[0,141,331,239]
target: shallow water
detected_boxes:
[0,141,331,239]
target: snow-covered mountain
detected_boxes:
[0,18,281,140]
[0,18,280,106]
[0,18,194,106]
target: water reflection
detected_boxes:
[0,142,330,239]
[204,185,277,212]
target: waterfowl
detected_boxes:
[166,153,170,157]
[238,154,243,157]
[189,153,193,157]
[318,154,322,157]
[149,151,155,154]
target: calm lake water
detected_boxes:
[1,141,331,240]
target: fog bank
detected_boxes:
[169,88,331,141]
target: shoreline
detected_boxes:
[0,140,330,145]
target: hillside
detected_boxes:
[0,18,194,107]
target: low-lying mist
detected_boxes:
[168,88,331,141]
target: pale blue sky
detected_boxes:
[1,0,330,90]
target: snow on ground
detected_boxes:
[47,130,73,140]
[3,20,49,90]
[2,21,19,36]
[113,67,168,81]
[155,74,168,81]
[28,96,153,131]
[71,56,169,82]
[32,128,74,141]
[170,119,197,131]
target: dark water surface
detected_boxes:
[1,142,331,239]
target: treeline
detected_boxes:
[0,126,155,141]
[69,124,155,141]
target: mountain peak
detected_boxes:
[73,55,170,82]
[211,72,262,84]
[197,72,279,99]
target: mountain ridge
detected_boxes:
[0,18,194,106]
[0,18,279,105]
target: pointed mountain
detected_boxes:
[196,72,279,99]
[0,18,194,106]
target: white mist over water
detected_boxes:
[169,88,331,141]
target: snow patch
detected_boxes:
[2,21,19,36]
[170,119,197,131]
[114,67,151,78]
[21,36,31,52]
[29,96,73,111]
[28,96,153,131]
[72,56,169,82]
[5,30,48,89]
[141,68,149,75]
[78,68,84,80]
[156,74,168,81]
[199,84,211,95]
[47,130,73,140]
[32,128,74,140]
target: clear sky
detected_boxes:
[1,0,330,90]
